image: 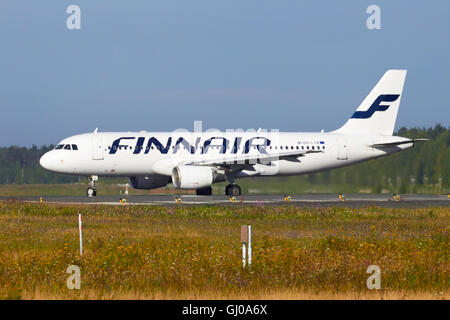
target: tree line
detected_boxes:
[0,125,448,193]
[0,145,79,184]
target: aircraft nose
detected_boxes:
[40,151,58,172]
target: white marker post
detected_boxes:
[248,225,252,267]
[241,225,248,268]
[241,225,252,268]
[78,213,83,257]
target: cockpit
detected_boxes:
[55,144,78,150]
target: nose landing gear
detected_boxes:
[87,175,98,197]
[87,187,96,197]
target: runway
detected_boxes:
[1,194,448,208]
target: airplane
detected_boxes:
[40,69,427,197]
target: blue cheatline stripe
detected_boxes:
[351,94,400,119]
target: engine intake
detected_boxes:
[172,165,214,189]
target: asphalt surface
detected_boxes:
[1,194,448,208]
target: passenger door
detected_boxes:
[337,136,349,160]
[92,134,104,160]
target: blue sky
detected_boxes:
[0,1,449,146]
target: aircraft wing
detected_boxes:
[182,149,322,167]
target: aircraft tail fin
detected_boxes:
[334,70,407,136]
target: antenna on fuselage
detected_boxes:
[93,128,98,133]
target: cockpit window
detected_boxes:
[55,144,78,150]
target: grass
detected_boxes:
[0,183,194,197]
[0,202,448,300]
[1,179,447,197]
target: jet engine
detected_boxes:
[129,175,170,190]
[172,165,214,189]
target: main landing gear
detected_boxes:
[225,184,241,196]
[196,186,212,195]
[195,184,242,196]
[87,175,98,197]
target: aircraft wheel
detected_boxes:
[225,184,231,196]
[87,187,96,197]
[196,186,212,196]
[231,184,241,196]
[225,184,241,196]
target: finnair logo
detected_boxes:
[351,94,400,119]
[108,136,272,155]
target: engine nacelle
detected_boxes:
[129,175,170,190]
[172,165,214,189]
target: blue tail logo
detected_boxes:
[351,94,400,119]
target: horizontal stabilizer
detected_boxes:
[370,138,429,148]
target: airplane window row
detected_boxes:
[55,144,78,150]
[108,145,226,151]
[269,145,325,150]
[106,144,325,152]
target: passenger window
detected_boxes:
[64,144,71,150]
[296,146,299,150]
[291,146,294,150]
[72,144,78,150]
[312,146,315,150]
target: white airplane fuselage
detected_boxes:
[39,70,423,195]
[40,131,412,178]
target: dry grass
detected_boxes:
[0,202,448,300]
[19,288,448,300]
